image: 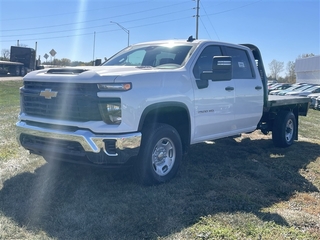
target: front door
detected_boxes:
[192,45,236,143]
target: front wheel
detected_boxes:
[135,123,182,185]
[272,111,296,147]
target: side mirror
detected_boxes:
[200,56,232,81]
[196,79,209,89]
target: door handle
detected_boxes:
[225,86,234,91]
[255,86,262,90]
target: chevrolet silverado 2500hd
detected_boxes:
[16,38,310,185]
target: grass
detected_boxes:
[0,80,319,239]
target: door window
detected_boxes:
[193,45,222,79]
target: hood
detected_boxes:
[88,65,157,76]
[24,65,160,83]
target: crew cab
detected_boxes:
[16,38,310,185]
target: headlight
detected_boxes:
[99,100,122,124]
[97,83,131,91]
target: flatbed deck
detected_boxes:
[264,95,310,117]
[267,95,310,107]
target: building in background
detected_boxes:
[295,55,320,84]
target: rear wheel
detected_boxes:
[272,111,296,147]
[135,123,182,185]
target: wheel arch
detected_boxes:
[138,102,191,153]
[260,105,300,140]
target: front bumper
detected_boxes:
[16,121,141,165]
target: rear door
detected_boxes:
[223,46,263,132]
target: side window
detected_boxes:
[225,47,254,79]
[193,45,222,79]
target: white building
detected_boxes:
[295,55,320,84]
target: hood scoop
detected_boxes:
[46,68,88,75]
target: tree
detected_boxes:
[1,49,10,60]
[60,58,71,66]
[286,61,296,83]
[268,59,284,80]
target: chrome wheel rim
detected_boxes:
[285,119,294,142]
[152,137,176,176]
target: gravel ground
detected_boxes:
[0,76,23,81]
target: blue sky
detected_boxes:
[0,0,319,75]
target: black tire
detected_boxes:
[272,111,296,147]
[135,123,182,185]
[20,67,26,76]
[15,66,20,76]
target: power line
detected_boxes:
[1,8,192,38]
[195,0,262,40]
[0,15,192,43]
[1,1,148,22]
[200,1,220,40]
[0,0,263,43]
[0,1,189,32]
[206,0,263,16]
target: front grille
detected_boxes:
[22,81,103,122]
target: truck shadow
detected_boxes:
[0,135,319,239]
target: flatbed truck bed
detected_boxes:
[267,95,310,110]
[258,94,310,143]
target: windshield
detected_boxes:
[103,44,193,68]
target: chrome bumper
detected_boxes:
[16,121,141,164]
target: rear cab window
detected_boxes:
[224,47,255,79]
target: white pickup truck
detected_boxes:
[16,38,310,185]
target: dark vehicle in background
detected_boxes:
[10,46,36,75]
[0,46,42,76]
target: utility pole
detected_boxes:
[195,0,200,39]
[110,21,130,47]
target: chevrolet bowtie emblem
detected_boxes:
[40,89,58,99]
